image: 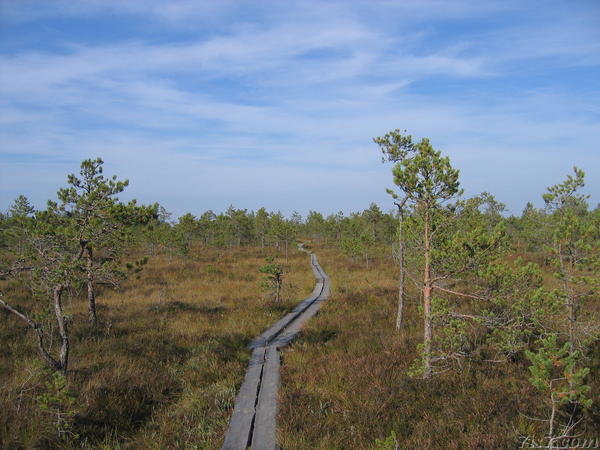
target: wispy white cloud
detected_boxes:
[1,0,599,216]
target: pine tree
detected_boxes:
[543,168,598,351]
[55,158,129,325]
[391,137,460,377]
[374,129,418,331]
[259,256,284,303]
[0,206,81,374]
[254,207,270,248]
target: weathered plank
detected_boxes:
[250,346,280,450]
[222,346,267,449]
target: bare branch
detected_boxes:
[432,284,487,301]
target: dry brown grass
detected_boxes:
[2,242,598,449]
[0,244,314,449]
[278,244,600,449]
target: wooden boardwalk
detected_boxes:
[222,246,330,449]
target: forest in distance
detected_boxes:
[1,130,599,449]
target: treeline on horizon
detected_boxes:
[5,185,598,260]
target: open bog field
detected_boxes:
[0,245,313,449]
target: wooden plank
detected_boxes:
[222,346,266,450]
[250,346,280,450]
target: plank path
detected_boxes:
[222,244,330,449]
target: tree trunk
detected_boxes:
[549,394,557,443]
[275,277,281,303]
[568,295,575,350]
[559,244,575,352]
[285,240,289,263]
[86,246,98,326]
[396,206,405,331]
[0,293,64,373]
[53,286,69,375]
[422,208,433,379]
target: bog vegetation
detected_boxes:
[1,131,599,449]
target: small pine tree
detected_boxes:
[543,167,598,351]
[37,371,78,439]
[259,256,284,303]
[525,335,592,443]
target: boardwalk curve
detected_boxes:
[222,245,330,450]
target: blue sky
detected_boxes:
[1,0,599,218]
